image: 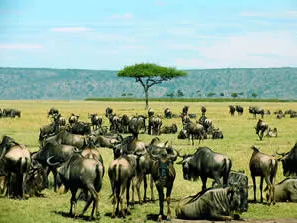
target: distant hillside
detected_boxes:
[0,67,296,100]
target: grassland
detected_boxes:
[0,100,297,223]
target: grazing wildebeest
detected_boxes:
[177,147,232,191]
[249,145,278,205]
[249,106,264,119]
[265,178,297,202]
[88,113,102,130]
[0,136,31,198]
[229,105,236,116]
[160,124,178,134]
[108,155,136,218]
[48,107,59,117]
[276,143,297,177]
[148,116,162,135]
[149,146,178,222]
[255,119,268,140]
[164,108,172,119]
[236,105,244,115]
[175,186,247,220]
[48,153,104,220]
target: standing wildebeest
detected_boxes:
[249,106,264,119]
[119,114,130,133]
[48,107,59,117]
[150,146,178,222]
[265,178,297,202]
[175,186,247,221]
[105,107,113,118]
[68,113,79,125]
[0,136,31,198]
[48,153,104,220]
[182,120,206,145]
[229,105,236,116]
[177,147,232,191]
[164,108,172,119]
[148,116,162,135]
[276,142,297,177]
[201,106,207,115]
[236,105,244,115]
[128,115,146,137]
[249,145,278,205]
[88,113,102,130]
[108,155,136,218]
[182,105,189,116]
[255,119,268,140]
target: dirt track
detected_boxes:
[172,218,297,223]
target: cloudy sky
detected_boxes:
[0,0,296,70]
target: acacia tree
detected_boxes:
[118,63,187,109]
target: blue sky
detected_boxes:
[0,0,296,70]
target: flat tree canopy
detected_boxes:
[118,63,187,108]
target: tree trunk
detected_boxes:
[144,87,149,109]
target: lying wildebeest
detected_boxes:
[66,121,91,135]
[148,116,162,135]
[265,178,297,202]
[88,113,102,130]
[177,147,232,191]
[48,153,104,220]
[91,134,122,149]
[249,106,264,119]
[160,124,178,134]
[0,136,31,198]
[255,119,268,140]
[229,105,236,116]
[267,127,278,137]
[149,145,178,222]
[108,155,136,218]
[48,107,59,117]
[175,186,247,220]
[177,129,188,139]
[249,145,278,205]
[276,142,297,177]
[211,128,224,139]
[2,108,21,118]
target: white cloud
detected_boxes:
[50,27,90,32]
[111,13,134,20]
[0,44,43,49]
[239,11,297,18]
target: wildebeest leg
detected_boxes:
[135,175,143,204]
[270,175,276,205]
[201,176,207,191]
[6,173,12,198]
[166,186,173,220]
[120,184,127,218]
[150,175,155,201]
[210,213,233,221]
[70,188,78,217]
[264,176,272,205]
[126,179,131,215]
[252,175,257,202]
[83,185,99,220]
[52,168,58,192]
[260,176,264,203]
[156,185,164,222]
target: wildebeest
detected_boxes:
[175,186,247,220]
[177,147,232,191]
[266,127,278,137]
[66,121,91,135]
[2,108,21,118]
[160,124,178,134]
[255,119,268,140]
[249,106,264,119]
[68,113,79,125]
[88,113,102,130]
[229,105,236,116]
[108,155,136,218]
[48,107,59,117]
[91,134,122,149]
[0,136,31,198]
[182,105,189,116]
[148,116,162,135]
[128,115,146,137]
[265,178,297,202]
[182,121,206,145]
[149,144,178,222]
[276,142,297,177]
[211,128,224,139]
[249,145,278,205]
[164,108,172,119]
[119,114,130,133]
[201,106,207,115]
[105,107,113,118]
[48,153,104,220]
[236,105,244,115]
[39,114,61,142]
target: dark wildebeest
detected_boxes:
[249,145,278,205]
[182,121,206,145]
[48,153,104,220]
[255,119,268,140]
[48,107,59,117]
[265,178,297,202]
[105,107,113,118]
[177,147,232,191]
[88,113,102,130]
[175,186,247,221]
[149,144,178,222]
[201,106,207,115]
[249,106,264,119]
[91,134,122,149]
[229,105,236,116]
[211,128,224,139]
[68,113,79,125]
[164,108,172,119]
[128,115,146,137]
[39,113,61,142]
[160,124,178,134]
[148,116,162,135]
[66,121,91,135]
[108,113,121,134]
[276,143,297,177]
[108,155,136,218]
[182,105,189,116]
[2,108,21,118]
[236,105,244,115]
[120,114,130,133]
[0,136,31,198]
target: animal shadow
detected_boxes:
[146,214,168,221]
[53,211,93,221]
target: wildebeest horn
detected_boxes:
[47,156,60,166]
[275,151,286,156]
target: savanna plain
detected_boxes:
[0,100,297,223]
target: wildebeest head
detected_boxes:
[277,143,297,177]
[228,184,248,213]
[177,155,194,181]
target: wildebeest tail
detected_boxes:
[223,158,232,185]
[94,163,103,192]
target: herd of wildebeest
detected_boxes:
[1,104,297,222]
